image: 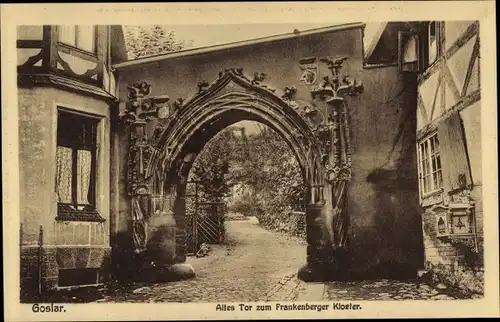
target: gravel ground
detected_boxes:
[96,217,475,303]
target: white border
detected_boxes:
[2,2,498,321]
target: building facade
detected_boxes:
[17,25,127,299]
[366,21,483,294]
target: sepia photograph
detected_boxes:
[2,2,498,321]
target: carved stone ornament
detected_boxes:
[121,81,178,199]
[172,98,184,111]
[281,85,297,102]
[443,189,473,205]
[306,56,362,184]
[251,72,267,85]
[430,198,477,252]
[299,57,319,86]
[325,163,352,183]
[430,204,452,237]
[121,68,345,257]
[120,85,175,125]
[152,95,172,119]
[310,56,363,103]
[197,80,210,93]
[127,81,151,99]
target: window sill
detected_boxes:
[56,204,105,222]
[421,188,443,199]
[56,213,105,222]
[420,189,444,208]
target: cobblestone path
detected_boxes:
[99,217,308,303]
[98,217,473,303]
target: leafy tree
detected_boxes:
[189,130,236,202]
[238,126,305,229]
[187,123,306,239]
[125,25,193,59]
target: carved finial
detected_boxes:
[152,123,165,142]
[319,76,330,88]
[337,78,364,97]
[333,56,348,67]
[282,85,297,102]
[235,67,244,76]
[320,56,348,77]
[302,105,319,119]
[127,81,151,99]
[197,80,209,93]
[173,98,184,110]
[310,57,363,101]
[251,72,267,85]
[119,112,137,125]
[320,57,335,68]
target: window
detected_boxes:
[418,133,443,195]
[55,110,103,221]
[398,31,422,73]
[58,25,96,53]
[428,21,438,66]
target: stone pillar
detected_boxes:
[298,202,329,281]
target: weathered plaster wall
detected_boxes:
[114,26,422,277]
[348,68,422,276]
[19,87,56,246]
[19,87,112,239]
[19,86,112,297]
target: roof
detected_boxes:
[363,22,388,60]
[364,21,422,65]
[113,22,365,70]
[18,73,117,102]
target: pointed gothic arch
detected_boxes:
[120,63,363,281]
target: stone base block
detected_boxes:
[137,263,196,283]
[168,263,196,280]
[297,264,325,282]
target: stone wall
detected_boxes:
[421,185,483,295]
[113,24,423,279]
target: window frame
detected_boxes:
[55,109,104,222]
[417,131,444,198]
[57,25,97,55]
[398,30,422,73]
[427,21,442,68]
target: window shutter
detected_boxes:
[437,111,472,192]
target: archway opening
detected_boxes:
[125,71,333,283]
[181,120,308,271]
